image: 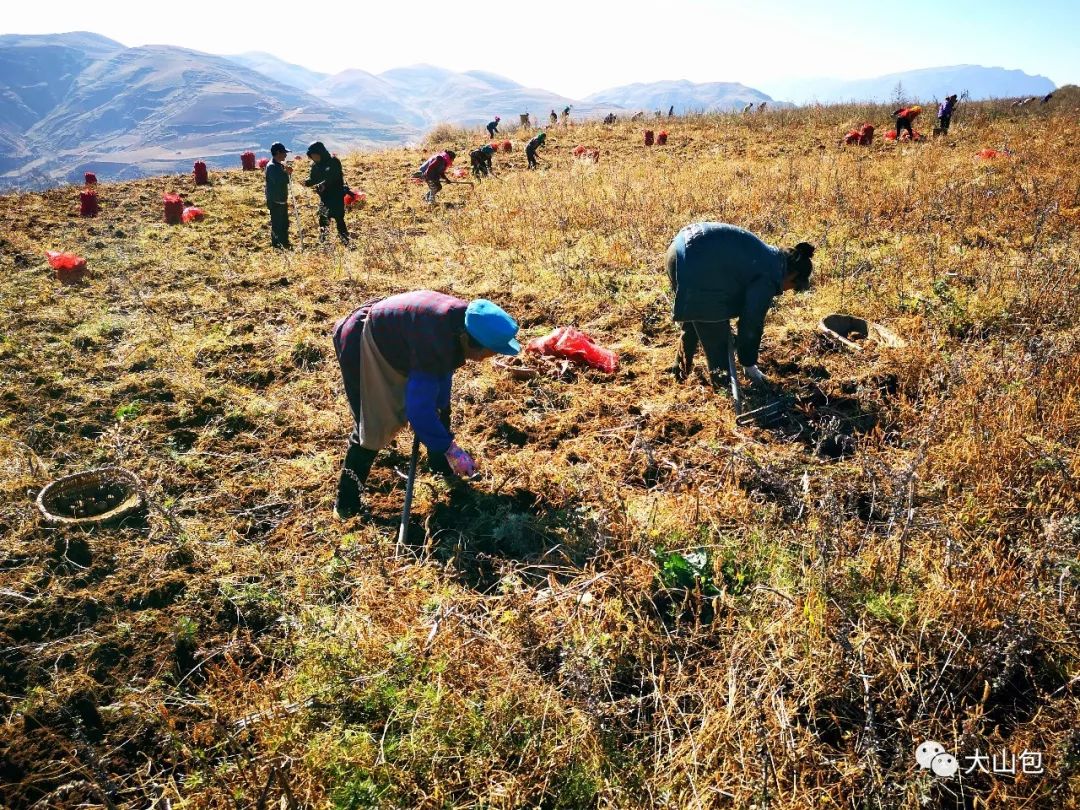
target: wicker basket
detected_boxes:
[36,467,145,527]
[817,314,906,352]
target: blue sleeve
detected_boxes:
[405,371,454,453]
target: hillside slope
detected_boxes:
[0,100,1078,809]
[0,35,413,189]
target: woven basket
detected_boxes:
[817,314,906,352]
[36,467,145,527]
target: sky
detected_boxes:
[2,0,1077,98]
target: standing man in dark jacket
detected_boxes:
[264,142,292,249]
[303,141,349,245]
[525,131,546,169]
[666,223,814,388]
[331,291,521,519]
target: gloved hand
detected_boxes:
[744,365,768,385]
[444,442,477,478]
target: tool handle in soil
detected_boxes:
[397,434,421,550]
[726,328,742,415]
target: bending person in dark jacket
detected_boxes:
[331,291,521,519]
[525,132,546,169]
[304,141,349,245]
[470,144,497,178]
[666,223,814,388]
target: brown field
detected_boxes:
[1,95,1079,809]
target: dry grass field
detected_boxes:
[1,94,1079,809]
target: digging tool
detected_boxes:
[397,434,421,551]
[726,327,790,427]
[290,186,303,251]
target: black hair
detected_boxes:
[465,332,485,350]
[784,242,815,292]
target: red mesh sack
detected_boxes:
[84,172,97,185]
[884,130,897,141]
[500,140,513,153]
[241,151,257,170]
[257,157,269,169]
[46,251,87,274]
[526,327,619,373]
[163,193,184,224]
[644,130,654,146]
[656,131,668,145]
[572,145,586,156]
[344,191,367,206]
[181,206,204,223]
[978,148,1007,159]
[79,189,99,217]
[859,124,875,145]
[193,161,209,185]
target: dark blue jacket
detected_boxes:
[265,160,290,206]
[669,223,785,366]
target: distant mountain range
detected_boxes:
[761,65,1055,105]
[229,53,618,129]
[0,33,411,189]
[585,80,783,113]
[0,32,1061,189]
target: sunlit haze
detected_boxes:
[3,0,1077,98]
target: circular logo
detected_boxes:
[916,741,946,770]
[931,753,959,778]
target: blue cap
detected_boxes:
[465,299,520,355]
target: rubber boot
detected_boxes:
[334,445,377,520]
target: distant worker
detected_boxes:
[562,105,571,125]
[1041,92,1053,104]
[486,116,500,138]
[936,94,959,135]
[331,291,521,519]
[416,149,457,204]
[550,109,558,125]
[304,141,349,245]
[525,131,546,169]
[668,105,675,117]
[742,102,753,113]
[603,113,617,125]
[758,102,767,112]
[893,104,922,140]
[470,143,497,178]
[264,141,292,249]
[665,223,814,388]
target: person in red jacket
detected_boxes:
[416,150,457,204]
[893,105,922,140]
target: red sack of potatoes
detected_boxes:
[257,157,269,169]
[181,206,205,223]
[500,140,513,153]
[46,251,87,274]
[526,326,619,373]
[163,193,184,224]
